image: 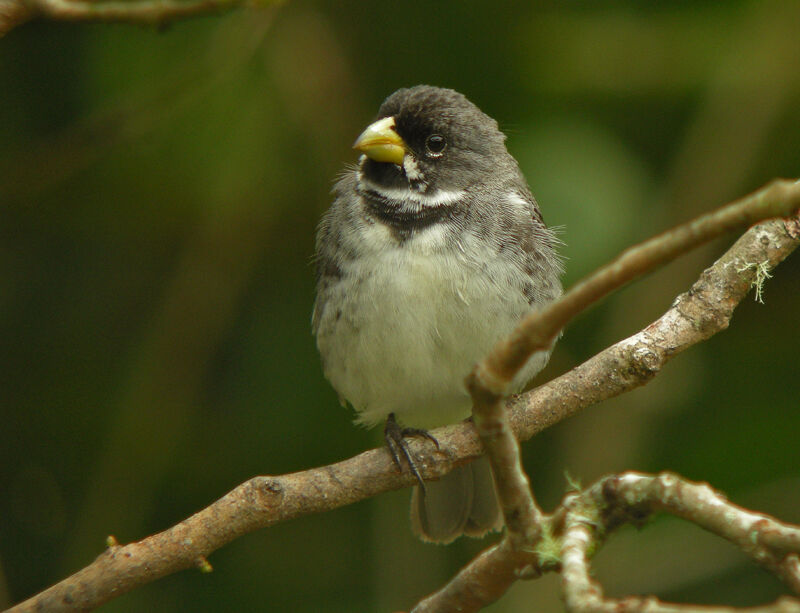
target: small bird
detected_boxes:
[313,85,563,543]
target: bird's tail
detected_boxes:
[410,456,502,543]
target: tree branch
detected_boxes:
[0,0,277,37]
[598,474,800,595]
[468,179,800,401]
[507,201,800,444]
[410,541,545,613]
[9,180,800,612]
[414,471,800,613]
[413,183,800,612]
[560,472,800,613]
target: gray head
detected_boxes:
[355,85,515,193]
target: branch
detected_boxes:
[507,197,800,443]
[460,178,800,594]
[560,472,800,613]
[10,180,800,612]
[413,183,800,612]
[414,472,800,613]
[0,0,277,37]
[598,474,800,594]
[468,178,800,401]
[410,541,546,613]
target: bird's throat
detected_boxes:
[360,185,458,236]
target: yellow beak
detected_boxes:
[353,116,406,165]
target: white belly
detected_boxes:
[316,223,548,429]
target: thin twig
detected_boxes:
[468,381,545,547]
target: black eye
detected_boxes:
[425,134,447,156]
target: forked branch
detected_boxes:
[421,180,800,612]
[9,180,800,612]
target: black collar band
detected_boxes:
[360,186,456,236]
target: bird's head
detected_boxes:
[354,85,510,194]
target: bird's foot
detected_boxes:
[384,412,440,492]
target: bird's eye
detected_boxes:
[425,134,447,156]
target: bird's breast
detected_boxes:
[315,220,542,429]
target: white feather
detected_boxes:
[360,179,466,210]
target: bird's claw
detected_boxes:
[384,413,440,493]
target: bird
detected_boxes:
[312,85,563,543]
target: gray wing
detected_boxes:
[311,172,355,334]
[494,183,564,307]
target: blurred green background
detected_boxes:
[2,1,799,611]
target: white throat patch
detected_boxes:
[360,179,465,211]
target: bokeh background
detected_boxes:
[2,1,799,611]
